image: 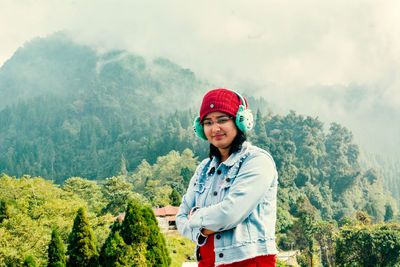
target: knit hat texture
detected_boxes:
[200,89,247,122]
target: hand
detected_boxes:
[201,228,217,236]
[188,206,200,220]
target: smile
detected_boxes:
[213,134,225,140]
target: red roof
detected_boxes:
[153,205,179,217]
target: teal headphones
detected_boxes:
[193,91,254,141]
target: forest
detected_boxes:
[0,34,399,266]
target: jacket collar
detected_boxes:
[206,142,250,175]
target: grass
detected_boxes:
[164,231,196,267]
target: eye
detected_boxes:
[203,121,213,126]
[217,117,231,124]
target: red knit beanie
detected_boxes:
[200,89,248,122]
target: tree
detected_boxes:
[313,220,336,267]
[67,207,99,267]
[0,175,88,266]
[292,196,318,267]
[23,255,36,267]
[169,188,181,206]
[0,199,10,223]
[384,204,394,222]
[63,177,105,215]
[100,222,138,267]
[48,228,66,267]
[100,200,149,266]
[335,224,400,266]
[142,206,171,266]
[120,200,149,246]
[101,176,137,215]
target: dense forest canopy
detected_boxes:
[0,33,399,266]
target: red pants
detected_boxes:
[198,234,276,267]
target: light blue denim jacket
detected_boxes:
[176,142,279,265]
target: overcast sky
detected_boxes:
[1,0,399,155]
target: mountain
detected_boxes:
[0,33,210,182]
[0,33,398,212]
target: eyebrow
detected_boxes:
[203,115,230,121]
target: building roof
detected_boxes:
[153,205,179,217]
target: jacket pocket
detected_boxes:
[193,182,206,205]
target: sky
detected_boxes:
[1,0,399,155]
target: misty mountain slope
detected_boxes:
[0,33,98,109]
[0,34,210,182]
[0,34,398,211]
[0,33,208,114]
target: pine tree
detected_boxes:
[100,200,150,266]
[100,222,128,266]
[67,207,99,267]
[384,204,394,222]
[48,228,66,267]
[120,200,149,246]
[0,199,10,223]
[23,255,36,267]
[142,206,171,266]
[169,188,181,206]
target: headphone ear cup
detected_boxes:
[235,105,254,132]
[193,116,208,141]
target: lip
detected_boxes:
[214,134,225,140]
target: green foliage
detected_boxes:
[335,223,400,266]
[385,204,394,222]
[0,174,88,265]
[48,228,66,267]
[142,206,171,266]
[0,33,208,183]
[130,149,198,206]
[100,223,140,267]
[120,200,149,246]
[292,197,318,266]
[67,207,99,267]
[169,188,181,207]
[100,201,152,266]
[23,255,36,267]
[63,177,105,215]
[0,33,398,265]
[313,220,336,267]
[101,176,145,215]
[0,199,10,223]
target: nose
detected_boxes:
[211,123,221,132]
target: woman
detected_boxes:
[176,89,278,266]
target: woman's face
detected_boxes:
[203,111,238,151]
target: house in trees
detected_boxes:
[152,205,179,231]
[112,205,179,232]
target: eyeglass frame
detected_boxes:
[201,115,234,127]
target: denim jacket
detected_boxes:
[176,142,279,265]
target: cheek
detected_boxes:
[204,127,212,139]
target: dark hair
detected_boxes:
[209,129,246,162]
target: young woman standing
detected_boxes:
[176,89,278,266]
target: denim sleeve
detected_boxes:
[188,152,277,232]
[176,176,201,242]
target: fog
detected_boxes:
[1,0,399,155]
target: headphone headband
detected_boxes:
[233,91,247,108]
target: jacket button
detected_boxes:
[213,191,218,196]
[219,253,224,258]
[209,167,215,175]
[216,234,221,239]
[217,169,222,175]
[226,178,230,182]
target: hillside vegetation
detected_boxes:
[0,33,399,266]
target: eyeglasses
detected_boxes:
[202,116,233,127]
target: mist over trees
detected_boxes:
[0,33,399,266]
